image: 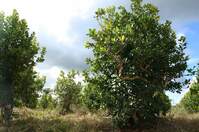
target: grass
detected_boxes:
[2,107,113,132]
[0,107,199,132]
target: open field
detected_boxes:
[0,107,198,132]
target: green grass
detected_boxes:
[0,107,199,132]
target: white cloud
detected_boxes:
[0,0,95,44]
[35,65,84,88]
[166,89,189,105]
[75,74,84,84]
[35,66,61,88]
[177,33,185,39]
[0,0,98,88]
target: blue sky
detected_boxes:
[0,0,199,105]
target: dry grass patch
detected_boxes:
[0,108,199,132]
[7,107,113,132]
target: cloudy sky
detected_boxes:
[0,0,199,104]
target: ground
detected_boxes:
[0,107,199,132]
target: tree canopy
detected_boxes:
[181,66,199,113]
[55,70,82,114]
[85,0,188,128]
[0,10,46,108]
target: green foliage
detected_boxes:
[181,65,199,113]
[85,0,188,128]
[15,74,46,108]
[38,88,57,109]
[0,10,46,108]
[55,70,82,114]
[170,103,187,116]
[181,82,199,113]
[82,83,103,112]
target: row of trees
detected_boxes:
[0,9,103,115]
[0,0,198,129]
[38,70,99,113]
[42,0,199,123]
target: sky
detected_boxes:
[0,0,199,105]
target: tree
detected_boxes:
[0,10,46,123]
[82,82,103,112]
[55,70,81,114]
[39,88,57,109]
[85,0,188,128]
[14,73,46,108]
[181,67,199,113]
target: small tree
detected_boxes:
[181,67,199,113]
[55,70,81,114]
[39,88,57,109]
[82,83,103,112]
[85,0,188,128]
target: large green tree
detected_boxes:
[0,10,46,109]
[85,0,188,128]
[55,70,81,114]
